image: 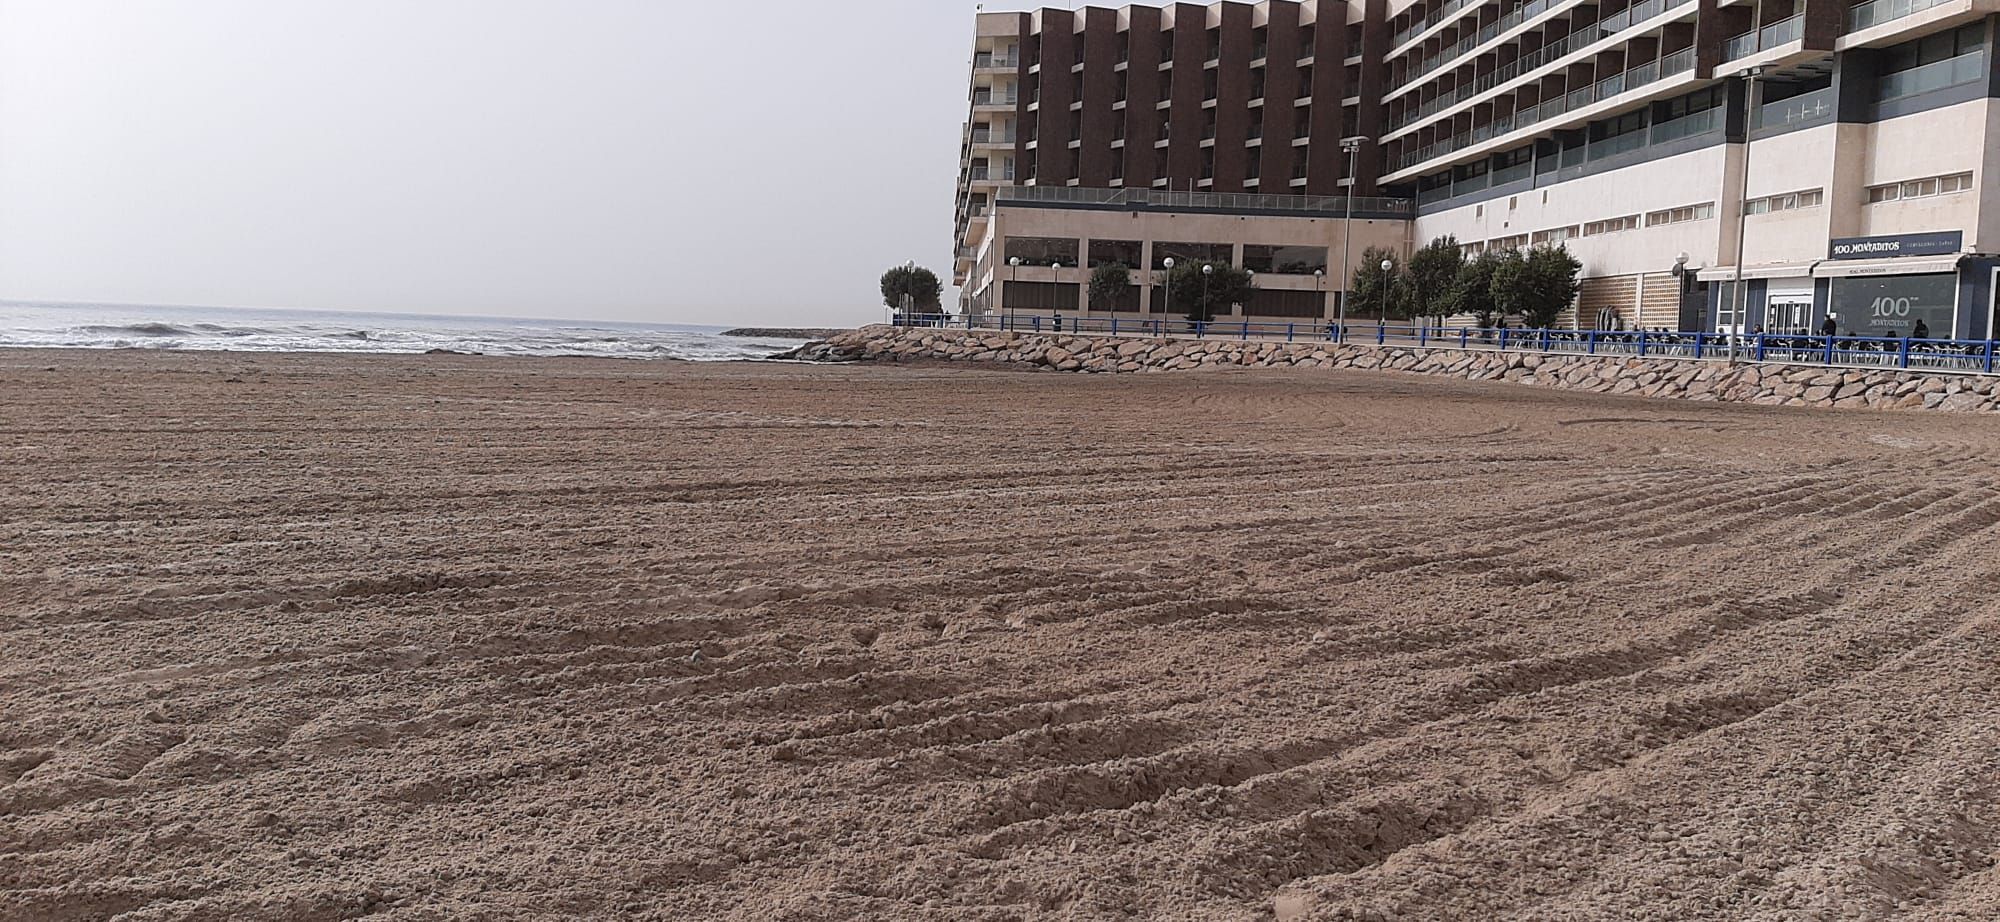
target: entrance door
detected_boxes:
[1767,297,1812,334]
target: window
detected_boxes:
[1584,215,1641,236]
[1875,23,1986,102]
[1489,234,1529,251]
[1745,188,1825,215]
[1531,226,1580,245]
[1153,242,1232,269]
[1299,25,1316,59]
[1089,239,1143,269]
[1868,171,1974,203]
[1243,245,1328,275]
[1646,203,1715,226]
[1461,240,1487,257]
[1004,236,1079,267]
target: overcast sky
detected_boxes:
[0,1,1048,326]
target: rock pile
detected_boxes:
[795,325,2000,413]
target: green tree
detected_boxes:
[1349,247,1409,321]
[1492,245,1582,329]
[1088,263,1132,311]
[1447,250,1504,327]
[880,263,943,313]
[1165,261,1256,323]
[1405,236,1465,320]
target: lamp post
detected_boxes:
[1314,268,1326,335]
[1162,257,1176,334]
[1338,137,1368,341]
[1381,258,1394,335]
[1728,65,1769,362]
[1202,263,1215,332]
[1049,262,1062,332]
[1007,256,1022,331]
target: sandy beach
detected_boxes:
[3,348,1998,921]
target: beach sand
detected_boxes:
[3,348,1998,921]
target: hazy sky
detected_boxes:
[0,1,1048,326]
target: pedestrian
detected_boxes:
[1913,318,1930,339]
[1820,314,1838,338]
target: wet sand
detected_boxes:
[2,348,1997,921]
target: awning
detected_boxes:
[1701,261,1818,281]
[1814,254,1965,278]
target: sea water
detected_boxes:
[0,302,811,362]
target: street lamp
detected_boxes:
[1338,136,1370,341]
[1202,263,1215,330]
[1162,257,1176,334]
[1314,268,1326,334]
[1381,258,1394,335]
[1728,66,1769,362]
[1050,262,1063,331]
[1007,256,1022,331]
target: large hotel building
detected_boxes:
[954,0,2000,338]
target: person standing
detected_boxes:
[1913,319,1931,339]
[1820,314,1838,338]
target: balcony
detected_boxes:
[1848,0,1953,31]
[1392,46,1696,173]
[970,129,1018,146]
[972,91,1020,109]
[1391,0,1487,52]
[1391,0,1686,100]
[974,53,1019,71]
[1753,86,1833,130]
[1386,0,1694,136]
[1722,13,1804,61]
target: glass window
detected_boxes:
[1153,242,1231,269]
[1243,245,1328,274]
[1829,273,1958,338]
[1089,239,1143,269]
[1004,236,1078,267]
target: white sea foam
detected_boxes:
[0,302,811,362]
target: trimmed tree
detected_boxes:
[880,263,943,313]
[1406,236,1465,322]
[1088,263,1133,312]
[1446,250,1504,328]
[1349,247,1409,321]
[1492,245,1582,329]
[1166,260,1256,323]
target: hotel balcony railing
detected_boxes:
[1848,0,1954,31]
[974,54,1019,70]
[972,92,1020,107]
[967,169,1016,183]
[1754,86,1834,129]
[970,130,1017,145]
[997,183,1416,216]
[1875,49,1985,101]
[1391,0,1683,98]
[1392,0,1486,50]
[1723,13,1804,60]
[1393,46,1695,170]
[1390,26,1598,128]
[1415,103,1716,201]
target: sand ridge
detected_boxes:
[1,349,1997,920]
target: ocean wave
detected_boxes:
[81,322,193,337]
[1,310,817,362]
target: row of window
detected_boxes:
[1866,171,1974,203]
[1744,188,1826,216]
[1001,237,1331,274]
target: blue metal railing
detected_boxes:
[890,313,2000,375]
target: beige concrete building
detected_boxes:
[957,1,2000,337]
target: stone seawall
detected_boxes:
[791,325,2000,413]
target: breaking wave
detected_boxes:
[0,303,826,362]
